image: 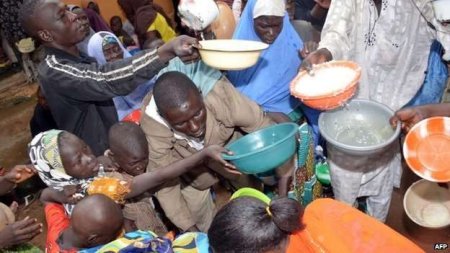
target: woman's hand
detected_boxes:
[0,217,42,248]
[201,145,240,175]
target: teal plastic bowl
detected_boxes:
[222,123,298,174]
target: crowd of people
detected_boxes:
[0,0,448,252]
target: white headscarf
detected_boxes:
[66,4,80,12]
[87,31,131,64]
[253,0,286,18]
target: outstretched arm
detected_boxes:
[301,0,354,69]
[126,145,236,198]
[40,187,82,205]
[42,36,199,101]
[0,165,35,196]
[390,103,450,132]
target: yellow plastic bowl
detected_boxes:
[404,179,450,228]
[198,39,268,70]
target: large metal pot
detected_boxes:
[319,99,401,156]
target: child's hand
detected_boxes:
[390,107,428,133]
[97,155,118,172]
[63,185,83,204]
[202,145,241,175]
[0,217,42,248]
[3,165,36,184]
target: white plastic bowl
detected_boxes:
[404,179,450,228]
[433,0,450,23]
[198,39,268,70]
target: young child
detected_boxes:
[42,193,210,252]
[104,121,167,234]
[30,130,233,221]
[109,16,138,50]
[208,188,424,253]
[41,193,124,253]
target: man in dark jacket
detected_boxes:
[18,0,198,155]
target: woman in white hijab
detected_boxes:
[87,31,155,121]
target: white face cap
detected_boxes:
[253,0,286,19]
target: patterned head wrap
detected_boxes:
[102,35,120,48]
[86,231,210,253]
[28,130,93,192]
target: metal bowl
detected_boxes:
[319,99,401,156]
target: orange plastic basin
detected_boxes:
[290,61,361,110]
[404,117,450,182]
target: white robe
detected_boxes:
[318,0,450,221]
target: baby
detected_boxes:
[41,194,124,253]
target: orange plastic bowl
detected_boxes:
[290,61,361,110]
[403,117,450,182]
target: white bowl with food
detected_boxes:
[198,39,268,70]
[404,179,450,228]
